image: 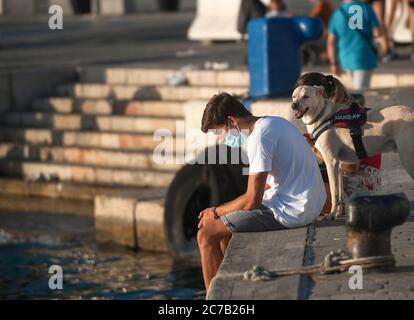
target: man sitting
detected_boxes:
[197,92,327,291]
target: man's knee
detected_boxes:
[197,226,221,248]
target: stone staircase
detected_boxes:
[0,67,248,253]
[0,67,248,191]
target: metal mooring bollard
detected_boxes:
[346,192,411,259]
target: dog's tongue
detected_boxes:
[294,110,303,119]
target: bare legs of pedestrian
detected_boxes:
[409,0,414,60]
[371,0,393,62]
[347,70,374,92]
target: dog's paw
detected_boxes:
[322,213,336,221]
[334,202,346,218]
[334,211,346,219]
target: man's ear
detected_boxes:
[313,85,325,97]
[227,116,237,127]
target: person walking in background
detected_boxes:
[308,0,334,63]
[266,0,291,17]
[409,0,414,60]
[328,0,381,91]
[365,0,395,62]
[237,0,267,36]
[309,0,334,37]
[238,0,267,65]
[386,0,401,32]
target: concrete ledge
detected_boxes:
[94,191,168,252]
[95,194,138,248]
[0,194,92,216]
[209,215,414,299]
[80,67,249,87]
[207,227,308,300]
[0,160,175,187]
[79,66,414,90]
[0,177,166,200]
[57,83,247,100]
[0,143,181,171]
[33,98,187,117]
[135,199,168,252]
[0,128,185,152]
[4,112,181,133]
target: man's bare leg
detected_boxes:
[409,2,414,60]
[386,0,399,31]
[197,219,232,291]
[220,236,231,256]
[371,0,391,55]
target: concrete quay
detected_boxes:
[207,214,414,300]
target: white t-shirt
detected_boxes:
[247,116,327,228]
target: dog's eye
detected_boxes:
[303,96,309,99]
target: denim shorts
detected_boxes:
[220,206,287,233]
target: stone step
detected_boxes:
[3,112,182,133]
[80,66,250,87]
[0,177,166,201]
[80,66,414,90]
[0,194,93,217]
[32,98,186,117]
[0,128,184,152]
[56,83,247,100]
[0,160,175,188]
[0,143,182,171]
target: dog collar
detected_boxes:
[311,118,333,143]
[304,101,326,126]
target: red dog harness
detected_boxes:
[311,103,370,160]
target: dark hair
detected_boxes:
[271,0,286,10]
[295,72,352,105]
[201,92,252,133]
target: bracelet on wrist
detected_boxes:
[213,207,220,220]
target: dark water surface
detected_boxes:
[0,210,205,300]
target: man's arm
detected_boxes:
[372,27,381,39]
[237,0,251,34]
[215,172,269,217]
[327,34,342,75]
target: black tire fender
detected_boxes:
[164,146,248,261]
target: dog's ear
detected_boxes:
[313,85,325,97]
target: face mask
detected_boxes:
[223,119,248,148]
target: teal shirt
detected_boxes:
[329,1,379,71]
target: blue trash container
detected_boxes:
[248,16,323,98]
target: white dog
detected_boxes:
[291,85,414,218]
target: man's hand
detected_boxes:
[198,207,215,229]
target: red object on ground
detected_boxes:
[360,154,382,169]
